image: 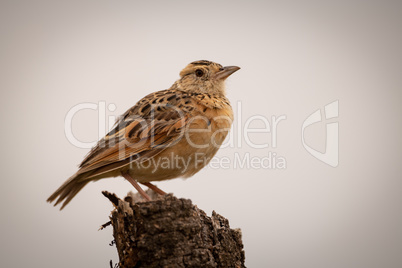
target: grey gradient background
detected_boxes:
[1,0,401,267]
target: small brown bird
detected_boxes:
[47,60,240,209]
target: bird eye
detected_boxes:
[195,69,204,77]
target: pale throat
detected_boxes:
[175,80,226,96]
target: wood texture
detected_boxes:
[104,191,246,268]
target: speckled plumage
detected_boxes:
[48,60,240,209]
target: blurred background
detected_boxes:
[1,0,401,267]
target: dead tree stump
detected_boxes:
[103,191,246,268]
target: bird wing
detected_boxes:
[76,89,196,178]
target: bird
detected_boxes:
[47,60,240,209]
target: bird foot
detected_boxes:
[141,182,167,196]
[121,171,151,201]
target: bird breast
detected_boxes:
[131,102,233,183]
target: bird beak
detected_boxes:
[215,66,240,80]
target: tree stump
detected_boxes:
[103,191,246,268]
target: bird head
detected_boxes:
[176,60,240,95]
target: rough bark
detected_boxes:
[103,191,246,268]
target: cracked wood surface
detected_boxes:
[104,191,246,268]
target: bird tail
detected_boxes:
[47,173,91,210]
